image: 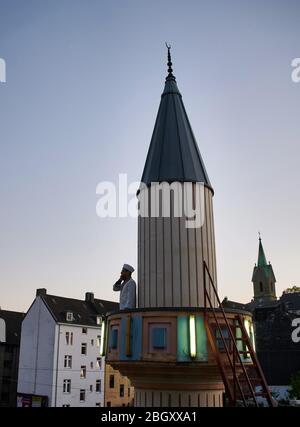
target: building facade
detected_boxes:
[104,364,134,407]
[0,310,25,407]
[18,289,119,407]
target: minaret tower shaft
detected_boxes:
[138,46,217,308]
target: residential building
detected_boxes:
[17,289,118,407]
[0,310,25,407]
[104,364,134,407]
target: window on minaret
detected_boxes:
[270,282,273,292]
[259,282,263,292]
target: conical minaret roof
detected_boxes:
[141,45,212,191]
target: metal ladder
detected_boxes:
[203,260,276,407]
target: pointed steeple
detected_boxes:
[257,237,268,267]
[252,236,277,302]
[141,45,212,190]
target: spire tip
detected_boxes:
[165,42,175,80]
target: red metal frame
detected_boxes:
[203,260,276,407]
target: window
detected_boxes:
[63,379,71,393]
[64,355,72,368]
[90,385,93,392]
[109,375,114,389]
[66,332,73,345]
[66,312,73,322]
[96,357,102,369]
[81,343,87,355]
[62,404,70,407]
[96,379,101,393]
[259,282,263,292]
[96,402,101,407]
[82,327,87,334]
[120,384,124,397]
[91,339,94,346]
[90,361,94,369]
[215,328,232,352]
[107,402,111,407]
[80,390,85,402]
[96,335,101,347]
[128,388,130,397]
[152,327,167,349]
[96,316,102,325]
[80,366,86,379]
[110,328,118,349]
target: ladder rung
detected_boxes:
[243,392,268,398]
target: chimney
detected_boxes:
[85,292,94,303]
[36,288,47,297]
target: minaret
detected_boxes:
[138,45,218,308]
[252,236,277,302]
[104,47,259,408]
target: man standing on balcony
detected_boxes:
[113,264,136,310]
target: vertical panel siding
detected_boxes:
[138,184,217,308]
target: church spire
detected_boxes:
[257,235,268,267]
[252,236,277,302]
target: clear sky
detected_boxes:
[0,0,299,312]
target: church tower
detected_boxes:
[252,237,277,302]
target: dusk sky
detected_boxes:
[1,0,299,312]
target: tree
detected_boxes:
[289,371,300,399]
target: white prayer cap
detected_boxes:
[122,263,135,273]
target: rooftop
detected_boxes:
[35,289,118,326]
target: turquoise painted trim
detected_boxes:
[120,316,142,360]
[196,315,208,361]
